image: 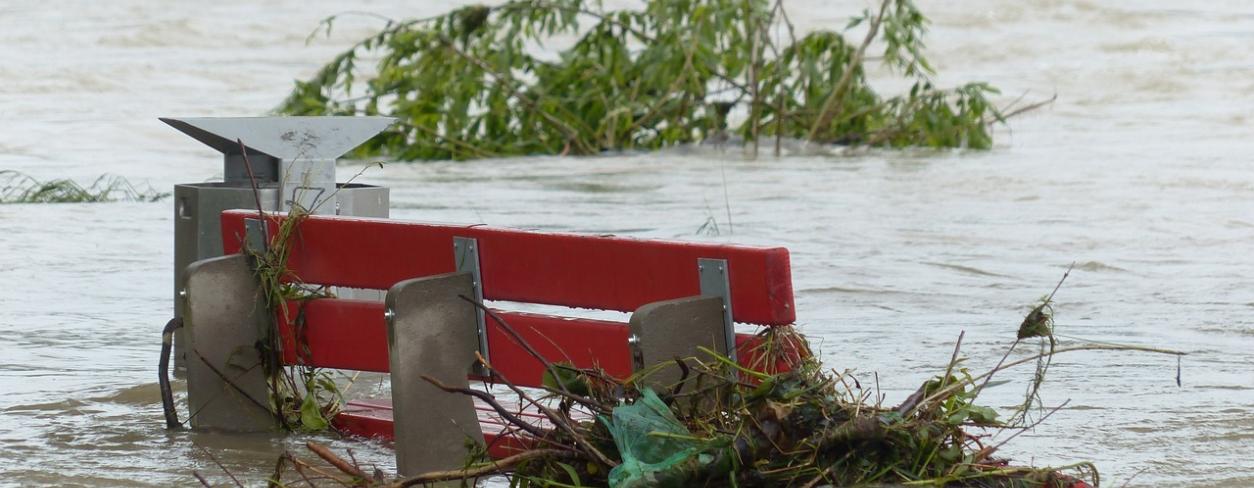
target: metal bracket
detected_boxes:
[453,236,490,376]
[244,218,268,254]
[627,333,644,371]
[698,258,736,362]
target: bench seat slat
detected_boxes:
[334,398,540,458]
[275,299,634,384]
[276,298,777,386]
[223,210,795,325]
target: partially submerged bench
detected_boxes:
[180,209,798,475]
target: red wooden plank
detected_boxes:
[222,210,794,325]
[332,400,394,440]
[274,299,796,384]
[273,299,631,387]
[277,299,390,372]
[482,310,632,387]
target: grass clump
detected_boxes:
[242,158,385,433]
[246,203,346,433]
[0,170,167,203]
[281,0,1044,161]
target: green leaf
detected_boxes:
[945,408,969,426]
[299,394,329,431]
[554,462,582,486]
[542,364,590,396]
[967,405,999,425]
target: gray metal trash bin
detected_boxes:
[162,116,395,372]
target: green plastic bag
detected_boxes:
[601,388,701,487]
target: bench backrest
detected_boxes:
[220,209,796,386]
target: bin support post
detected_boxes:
[181,254,275,431]
[386,271,485,476]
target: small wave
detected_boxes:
[802,285,897,295]
[3,398,87,412]
[543,181,660,193]
[1072,261,1130,273]
[1188,384,1254,391]
[88,383,164,406]
[921,262,1010,278]
[1100,38,1174,54]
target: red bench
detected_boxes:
[181,209,798,475]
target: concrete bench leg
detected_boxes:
[387,271,485,477]
[629,296,729,392]
[181,254,274,431]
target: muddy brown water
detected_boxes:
[1,1,1252,486]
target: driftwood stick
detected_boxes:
[287,454,355,486]
[975,399,1071,462]
[419,374,551,440]
[457,295,601,408]
[474,353,619,468]
[236,138,269,242]
[997,93,1058,121]
[669,357,691,398]
[974,264,1073,398]
[198,445,245,488]
[905,344,1184,419]
[286,453,318,486]
[805,0,891,142]
[391,449,579,487]
[267,453,287,488]
[191,349,272,416]
[940,331,965,390]
[306,441,367,480]
[457,296,552,372]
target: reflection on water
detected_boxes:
[1,0,1253,486]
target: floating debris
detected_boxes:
[0,170,167,203]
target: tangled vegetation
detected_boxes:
[280,0,1044,161]
[239,279,1185,488]
[237,154,387,432]
[0,170,167,203]
[248,202,347,432]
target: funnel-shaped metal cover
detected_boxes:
[160,116,395,160]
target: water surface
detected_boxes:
[1,1,1252,486]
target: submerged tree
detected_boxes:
[281,0,1021,161]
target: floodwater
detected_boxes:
[2,0,1252,486]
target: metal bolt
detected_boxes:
[384,309,395,321]
[178,289,187,299]
[627,334,640,346]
